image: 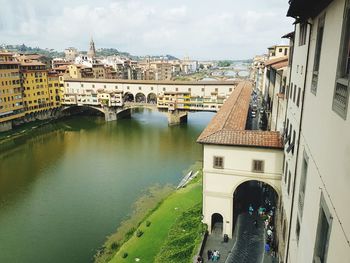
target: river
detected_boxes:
[0,109,214,263]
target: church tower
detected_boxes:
[87,37,96,58]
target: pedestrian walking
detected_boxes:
[248,204,254,215]
[253,219,258,228]
[197,255,203,263]
[265,243,270,253]
[207,250,212,261]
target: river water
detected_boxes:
[0,109,214,263]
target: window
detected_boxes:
[313,194,332,263]
[286,130,296,154]
[284,161,288,184]
[289,82,293,99]
[284,48,288,56]
[297,87,301,107]
[287,171,292,195]
[81,84,84,87]
[333,1,350,119]
[299,23,307,46]
[311,14,326,94]
[279,48,283,52]
[296,218,301,243]
[252,160,264,173]
[213,156,224,169]
[293,85,297,103]
[298,152,309,218]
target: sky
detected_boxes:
[0,0,294,60]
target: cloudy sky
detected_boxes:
[0,0,294,60]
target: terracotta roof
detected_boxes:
[197,81,283,149]
[0,61,19,65]
[20,61,46,66]
[272,60,288,70]
[265,56,288,66]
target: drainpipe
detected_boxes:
[285,20,312,263]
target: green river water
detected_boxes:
[0,109,214,263]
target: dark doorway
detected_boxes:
[211,213,223,235]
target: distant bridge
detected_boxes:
[62,78,239,125]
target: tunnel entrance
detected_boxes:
[232,180,278,233]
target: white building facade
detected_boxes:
[282,0,350,262]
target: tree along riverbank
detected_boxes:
[94,163,205,263]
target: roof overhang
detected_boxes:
[287,0,334,20]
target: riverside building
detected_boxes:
[0,52,24,131]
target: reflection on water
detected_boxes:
[0,109,214,263]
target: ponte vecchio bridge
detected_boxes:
[62,78,239,125]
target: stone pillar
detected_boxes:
[167,110,188,126]
[104,107,118,122]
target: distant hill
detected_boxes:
[0,44,179,61]
[0,44,64,58]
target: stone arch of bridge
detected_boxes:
[61,105,106,116]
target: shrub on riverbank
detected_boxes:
[108,168,203,263]
[154,203,205,263]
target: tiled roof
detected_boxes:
[264,56,288,66]
[272,60,288,70]
[197,81,283,149]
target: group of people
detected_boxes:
[247,185,277,257]
[207,249,220,261]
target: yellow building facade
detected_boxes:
[47,72,61,108]
[0,53,24,131]
[21,62,51,114]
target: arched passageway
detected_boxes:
[226,181,279,262]
[124,92,134,102]
[147,93,157,104]
[211,213,223,235]
[233,180,278,228]
[135,93,146,103]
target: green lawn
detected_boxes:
[109,177,202,263]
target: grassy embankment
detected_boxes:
[107,169,204,263]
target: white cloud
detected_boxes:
[0,0,294,59]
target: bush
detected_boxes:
[110,242,119,250]
[124,227,136,240]
[146,221,151,227]
[122,252,128,258]
[136,229,144,237]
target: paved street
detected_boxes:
[201,212,277,263]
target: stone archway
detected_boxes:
[135,92,146,103]
[232,180,278,234]
[124,92,134,102]
[211,213,224,235]
[147,93,157,104]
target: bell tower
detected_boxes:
[87,37,96,58]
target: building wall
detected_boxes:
[0,62,24,126]
[286,0,350,262]
[202,144,283,238]
[22,69,52,114]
